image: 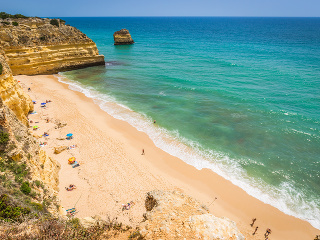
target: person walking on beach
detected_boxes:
[265,228,272,237]
[253,226,258,235]
[142,149,145,155]
[250,218,257,227]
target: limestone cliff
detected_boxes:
[0,18,105,75]
[139,190,245,240]
[113,29,134,45]
[0,47,33,125]
[0,97,60,206]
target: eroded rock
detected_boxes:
[139,190,245,240]
[113,29,134,45]
[54,145,68,154]
[0,17,105,75]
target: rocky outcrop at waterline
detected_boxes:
[0,17,105,75]
[139,190,245,240]
[113,29,134,45]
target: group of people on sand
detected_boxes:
[251,218,272,239]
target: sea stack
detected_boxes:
[113,29,134,45]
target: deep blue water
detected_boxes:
[57,17,320,229]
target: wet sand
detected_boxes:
[17,74,319,240]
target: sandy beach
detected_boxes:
[16,74,319,240]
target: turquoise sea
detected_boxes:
[57,17,320,229]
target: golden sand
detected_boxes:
[17,74,319,240]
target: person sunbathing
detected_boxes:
[122,201,135,211]
[65,184,76,191]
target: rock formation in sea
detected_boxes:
[0,17,105,75]
[139,190,245,240]
[113,29,135,45]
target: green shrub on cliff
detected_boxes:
[0,12,10,19]
[0,194,31,221]
[50,19,59,27]
[13,14,28,19]
[12,21,18,26]
[0,12,28,19]
[20,181,31,195]
[0,131,9,145]
[0,63,3,75]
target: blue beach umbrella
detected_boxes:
[66,133,73,137]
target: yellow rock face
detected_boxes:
[113,29,134,45]
[36,149,61,193]
[0,49,33,125]
[5,43,105,75]
[0,17,105,75]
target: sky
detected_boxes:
[2,0,320,17]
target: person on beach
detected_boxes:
[250,218,257,227]
[253,226,258,235]
[142,149,145,155]
[28,88,31,91]
[265,228,272,237]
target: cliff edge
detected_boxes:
[0,17,105,75]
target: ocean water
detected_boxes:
[57,17,320,229]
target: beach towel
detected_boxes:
[68,145,77,149]
[122,201,135,211]
[66,208,77,216]
[71,161,80,168]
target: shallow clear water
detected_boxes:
[58,17,320,229]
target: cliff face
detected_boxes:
[139,190,244,240]
[0,48,33,125]
[113,29,134,45]
[0,18,105,75]
[0,97,60,206]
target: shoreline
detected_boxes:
[18,74,319,239]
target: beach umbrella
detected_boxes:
[66,133,73,137]
[68,157,76,164]
[33,126,38,128]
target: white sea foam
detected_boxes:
[56,73,320,230]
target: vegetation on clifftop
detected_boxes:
[50,19,59,27]
[0,12,28,19]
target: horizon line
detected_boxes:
[44,16,320,18]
